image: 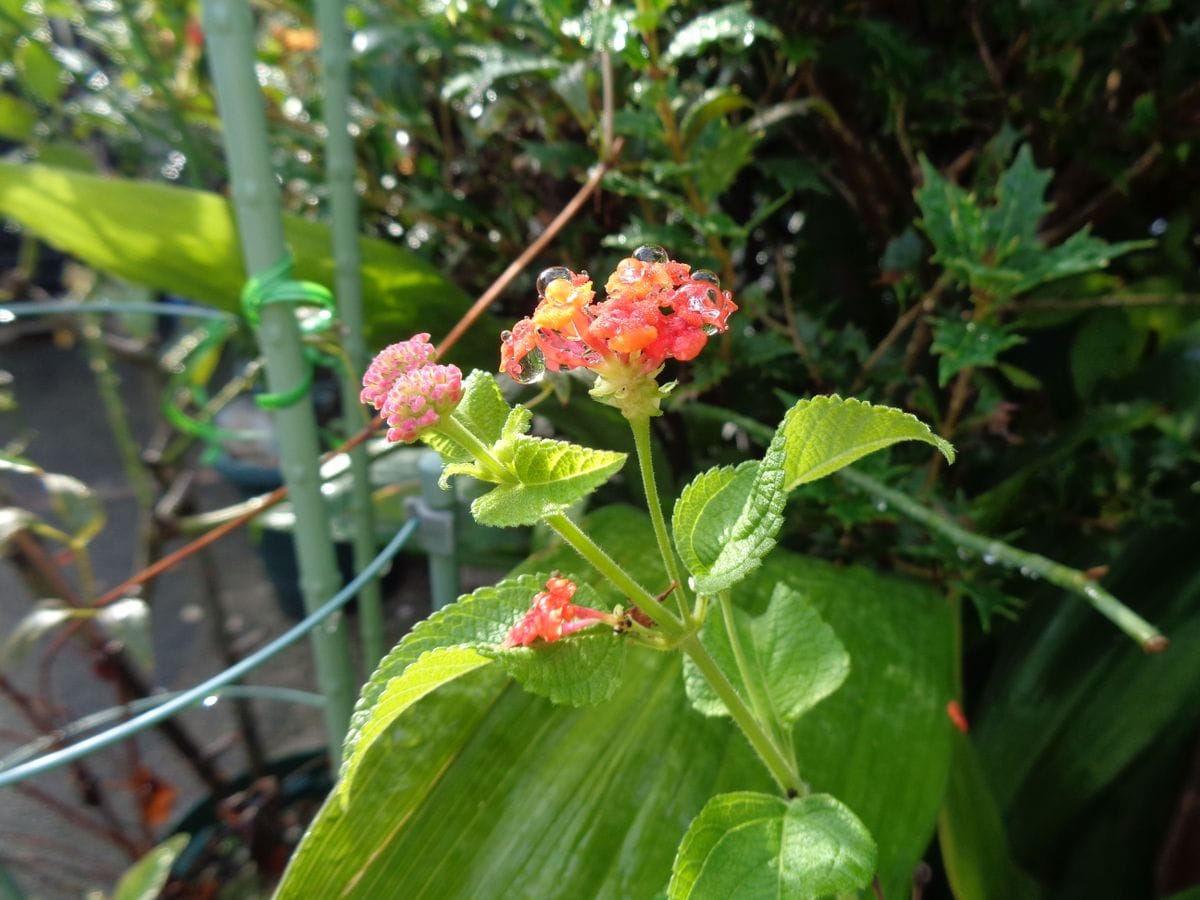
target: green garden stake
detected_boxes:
[201,0,355,762]
[314,0,385,672]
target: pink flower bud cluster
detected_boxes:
[360,333,463,443]
[502,576,616,648]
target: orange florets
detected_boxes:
[498,245,737,386]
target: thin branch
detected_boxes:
[852,276,948,394]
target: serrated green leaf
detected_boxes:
[96,598,153,672]
[0,507,37,551]
[1,600,73,672]
[668,791,877,899]
[501,404,533,441]
[346,646,491,793]
[672,430,786,594]
[471,436,626,527]
[779,395,954,490]
[489,630,626,707]
[40,472,105,545]
[422,370,511,463]
[664,2,781,63]
[984,144,1052,252]
[683,584,849,724]
[113,833,190,900]
[341,573,625,793]
[930,318,1026,386]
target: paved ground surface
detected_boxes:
[0,327,497,897]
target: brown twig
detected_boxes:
[852,276,949,394]
[436,139,625,359]
[1039,143,1163,245]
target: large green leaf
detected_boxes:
[471,436,627,527]
[669,791,877,899]
[340,572,625,794]
[779,395,954,490]
[672,426,786,594]
[280,508,954,898]
[683,584,849,724]
[0,163,493,365]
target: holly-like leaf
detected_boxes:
[668,791,877,899]
[930,318,1026,386]
[915,146,1151,299]
[683,584,849,724]
[422,370,511,464]
[672,430,787,594]
[665,2,781,63]
[340,573,626,798]
[779,395,954,490]
[471,436,626,527]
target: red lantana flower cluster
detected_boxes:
[502,576,617,648]
[360,333,463,443]
[499,245,737,389]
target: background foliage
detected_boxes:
[2,0,1199,897]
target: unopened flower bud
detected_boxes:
[360,333,437,410]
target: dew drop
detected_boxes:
[536,266,573,297]
[513,347,546,384]
[202,694,219,708]
[875,500,888,513]
[692,269,720,285]
[633,244,669,263]
[702,324,719,335]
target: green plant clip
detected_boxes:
[239,252,337,410]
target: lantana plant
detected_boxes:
[282,247,955,898]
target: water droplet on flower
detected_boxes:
[633,244,669,263]
[702,324,719,335]
[692,269,720,285]
[500,329,513,342]
[536,266,573,297]
[513,347,546,384]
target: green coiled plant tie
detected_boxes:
[240,253,339,410]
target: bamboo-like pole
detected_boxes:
[200,0,355,762]
[314,0,385,671]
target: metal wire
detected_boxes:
[0,518,417,788]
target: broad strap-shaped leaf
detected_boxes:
[665,2,781,63]
[683,584,849,724]
[96,598,154,672]
[668,791,877,899]
[779,395,954,490]
[422,370,512,464]
[471,435,626,527]
[0,163,494,363]
[279,507,954,899]
[340,573,626,793]
[672,429,787,594]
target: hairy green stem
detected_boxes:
[679,632,805,796]
[544,512,683,637]
[839,467,1167,652]
[434,416,514,484]
[628,415,690,621]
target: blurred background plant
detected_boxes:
[1,0,1199,897]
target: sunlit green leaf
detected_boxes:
[41,472,105,545]
[668,791,877,899]
[96,598,154,672]
[422,370,512,464]
[779,395,954,490]
[470,436,626,527]
[683,584,849,724]
[1,600,73,672]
